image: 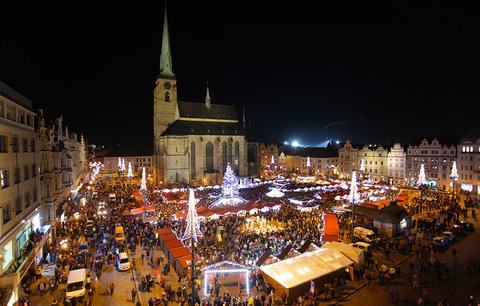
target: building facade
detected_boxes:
[95,145,153,178]
[338,140,359,179]
[456,128,480,195]
[153,8,253,186]
[357,145,388,182]
[0,81,45,304]
[406,138,456,190]
[386,143,407,185]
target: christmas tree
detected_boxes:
[182,189,203,242]
[418,163,427,186]
[222,163,239,198]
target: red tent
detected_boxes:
[322,213,339,242]
[130,205,155,215]
[170,247,191,259]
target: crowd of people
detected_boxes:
[17,170,480,306]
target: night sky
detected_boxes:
[1,1,479,147]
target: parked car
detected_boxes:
[459,220,474,232]
[431,236,449,248]
[450,224,464,235]
[442,231,456,243]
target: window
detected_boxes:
[15,197,22,214]
[31,164,36,177]
[6,105,15,121]
[190,142,196,180]
[25,191,31,208]
[222,142,227,170]
[30,138,35,152]
[1,169,9,188]
[234,141,240,173]
[0,135,7,152]
[22,138,28,152]
[14,167,20,183]
[24,165,29,180]
[0,100,3,117]
[12,135,19,152]
[2,203,11,224]
[205,142,214,171]
[165,91,170,102]
[19,111,25,124]
[32,187,37,201]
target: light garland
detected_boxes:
[200,260,250,272]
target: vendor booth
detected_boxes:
[259,248,353,304]
[321,241,364,266]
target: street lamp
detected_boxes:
[182,189,203,306]
[450,160,459,201]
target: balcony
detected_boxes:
[0,225,51,287]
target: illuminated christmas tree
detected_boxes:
[418,163,427,186]
[140,167,147,192]
[450,160,458,181]
[222,163,239,198]
[182,189,203,242]
[127,162,133,178]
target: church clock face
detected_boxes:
[163,82,172,90]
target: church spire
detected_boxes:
[242,107,246,128]
[205,81,211,109]
[159,2,175,78]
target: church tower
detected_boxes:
[154,4,178,137]
[154,4,178,184]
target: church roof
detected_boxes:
[178,101,238,121]
[162,120,245,136]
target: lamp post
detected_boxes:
[348,171,360,239]
[182,189,202,306]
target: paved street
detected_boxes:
[28,243,183,306]
[317,211,480,306]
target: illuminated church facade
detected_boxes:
[153,8,258,186]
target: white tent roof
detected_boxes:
[321,241,364,264]
[260,248,353,289]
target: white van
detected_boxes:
[65,268,87,301]
[350,241,372,253]
[116,252,131,271]
[354,227,375,243]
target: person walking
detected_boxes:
[38,281,46,296]
[109,282,115,295]
[131,287,137,302]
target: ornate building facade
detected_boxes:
[153,8,254,186]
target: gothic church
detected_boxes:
[153,8,257,186]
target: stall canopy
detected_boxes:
[321,241,364,265]
[260,248,353,289]
[130,206,155,215]
[322,213,339,242]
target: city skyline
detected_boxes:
[1,1,479,146]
